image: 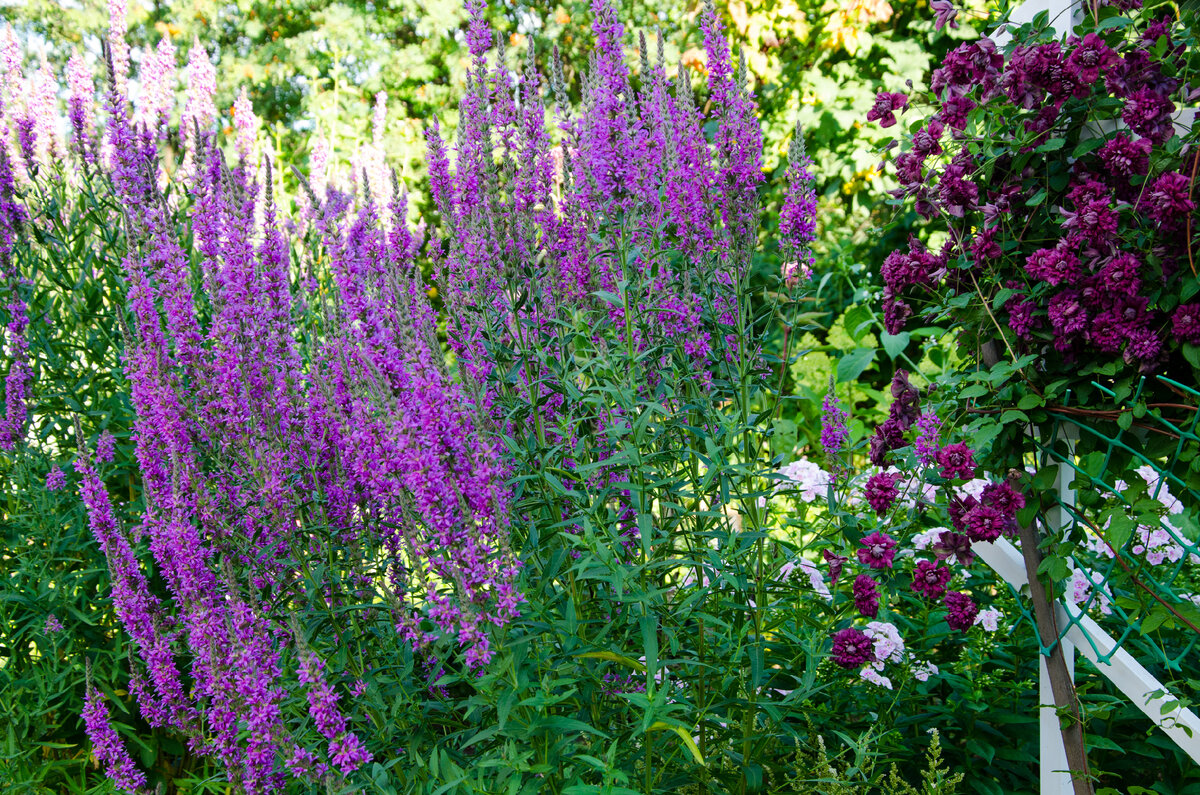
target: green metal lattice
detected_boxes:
[1008,375,1200,672]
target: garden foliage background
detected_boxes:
[0,0,1199,793]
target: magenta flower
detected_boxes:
[1144,171,1194,230]
[911,559,952,600]
[823,549,848,586]
[1172,304,1200,346]
[932,0,959,30]
[866,92,909,128]
[981,481,1025,518]
[932,531,975,566]
[937,443,976,480]
[1024,247,1080,287]
[857,531,898,569]
[831,627,875,668]
[963,504,1008,542]
[853,574,880,618]
[944,591,979,631]
[864,473,901,516]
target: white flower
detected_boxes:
[860,665,893,690]
[974,607,1002,632]
[777,458,833,503]
[864,621,905,664]
[911,660,939,682]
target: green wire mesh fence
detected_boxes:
[1012,375,1200,675]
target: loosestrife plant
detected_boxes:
[0,0,961,789]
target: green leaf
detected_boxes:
[574,652,647,672]
[1035,138,1066,153]
[1025,188,1047,206]
[1182,344,1200,371]
[959,384,988,400]
[836,348,876,383]
[1016,393,1044,411]
[880,331,910,360]
[1096,14,1134,30]
[1140,607,1172,635]
[645,722,706,766]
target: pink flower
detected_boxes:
[974,607,1002,632]
[233,86,259,162]
[937,443,976,480]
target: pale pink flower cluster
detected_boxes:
[309,136,330,198]
[354,91,391,207]
[107,0,130,93]
[1085,466,1196,568]
[24,62,60,167]
[858,621,906,689]
[0,25,21,121]
[138,37,177,131]
[1067,564,1112,615]
[776,457,833,504]
[66,53,94,122]
[181,38,217,134]
[779,557,831,601]
[232,86,259,162]
[973,606,1002,632]
[911,659,939,682]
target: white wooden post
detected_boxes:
[1039,637,1076,794]
[975,538,1200,776]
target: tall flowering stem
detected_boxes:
[83,665,146,795]
[0,148,28,450]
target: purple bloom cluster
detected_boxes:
[911,559,952,600]
[83,678,147,794]
[857,531,898,569]
[866,91,908,128]
[820,380,850,468]
[868,369,922,465]
[830,627,875,668]
[780,119,817,273]
[864,472,901,516]
[870,6,1196,374]
[944,591,979,631]
[937,443,976,481]
[853,574,880,618]
[30,6,813,788]
[0,148,29,451]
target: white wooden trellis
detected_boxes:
[970,430,1200,791]
[974,537,1200,794]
